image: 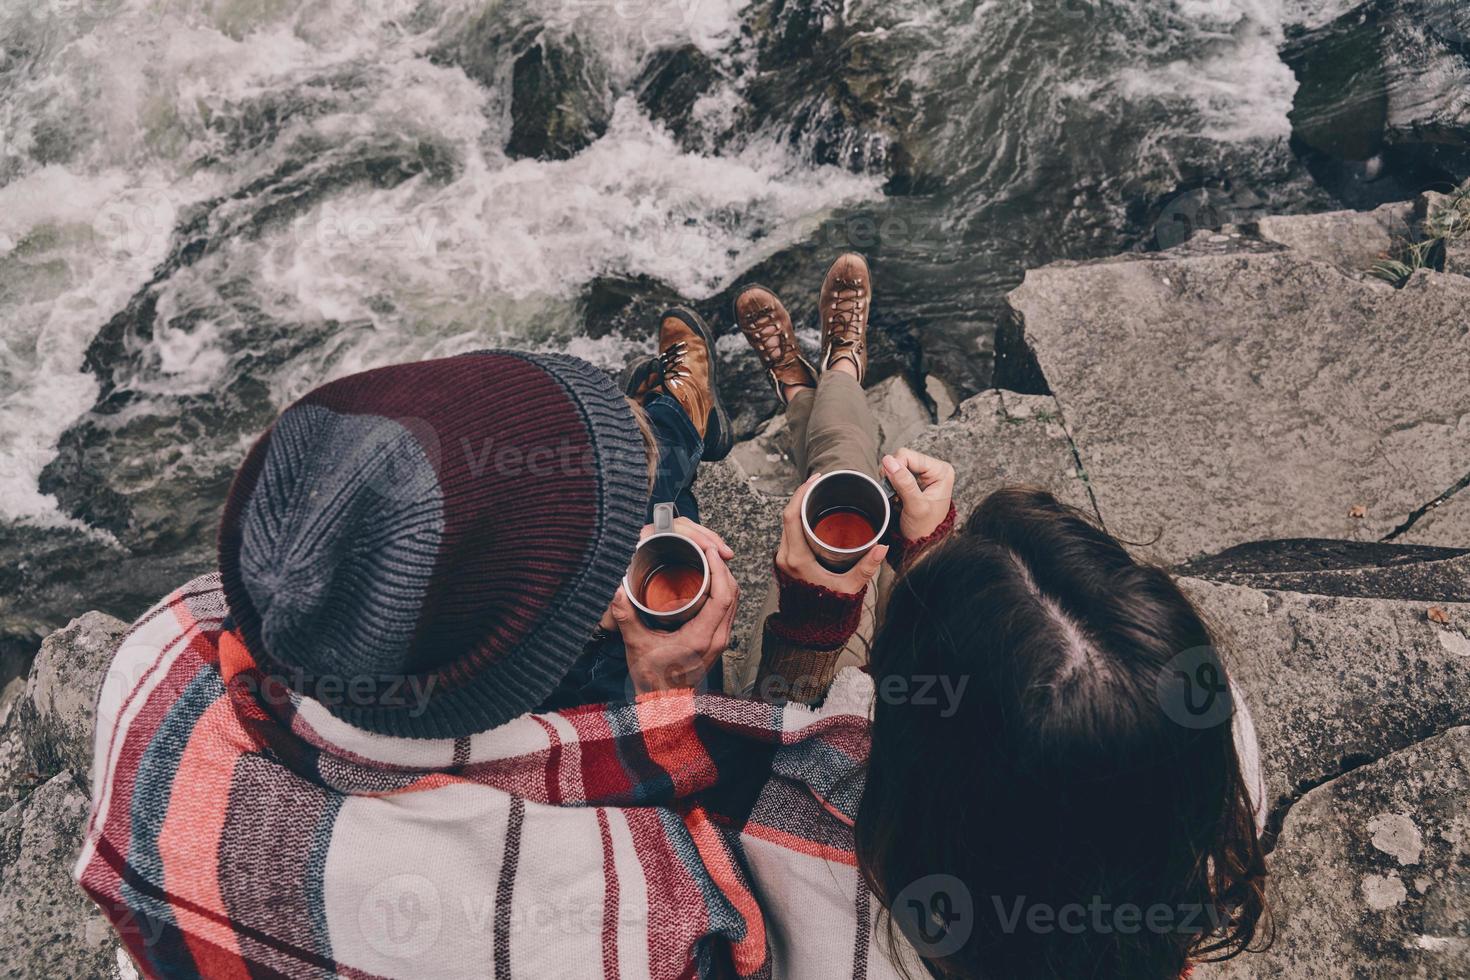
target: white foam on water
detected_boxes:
[1112,0,1300,143]
[0,168,209,523]
[239,96,878,409]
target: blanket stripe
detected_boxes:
[76,574,885,979]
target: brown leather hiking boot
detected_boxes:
[622,307,733,461]
[819,253,871,383]
[733,285,817,403]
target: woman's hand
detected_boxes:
[611,542,740,695]
[776,472,888,594]
[882,449,955,542]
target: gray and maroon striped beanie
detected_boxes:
[218,351,648,739]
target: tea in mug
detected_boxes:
[641,563,705,612]
[813,507,879,550]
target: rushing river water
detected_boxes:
[0,0,1453,666]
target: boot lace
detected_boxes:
[656,340,691,392]
[743,305,800,368]
[825,275,867,346]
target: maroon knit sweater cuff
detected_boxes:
[888,502,958,571]
[767,562,866,651]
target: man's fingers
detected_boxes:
[673,517,733,560]
[705,546,738,611]
[609,588,648,639]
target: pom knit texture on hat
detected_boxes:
[218,351,647,739]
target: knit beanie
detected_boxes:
[217,351,648,739]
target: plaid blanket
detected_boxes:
[75,574,888,979]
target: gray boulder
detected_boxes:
[1179,578,1470,824]
[1,612,127,979]
[1008,217,1470,564]
[1251,200,1413,275]
[0,773,118,979]
[1199,727,1470,979]
[1284,0,1470,202]
[14,612,126,779]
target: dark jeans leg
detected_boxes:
[645,391,704,523]
[537,392,715,711]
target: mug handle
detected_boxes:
[652,502,676,534]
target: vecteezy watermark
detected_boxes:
[754,672,970,717]
[1155,646,1233,730]
[892,874,974,957]
[235,666,440,718]
[992,896,1227,936]
[360,873,443,959]
[1150,181,1267,251]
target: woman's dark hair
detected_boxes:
[855,487,1269,979]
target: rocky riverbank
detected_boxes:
[4,191,1469,977]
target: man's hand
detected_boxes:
[611,543,739,695]
[882,449,955,541]
[599,517,735,632]
[776,472,888,593]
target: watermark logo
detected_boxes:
[359,873,442,959]
[1156,646,1233,730]
[1151,182,1266,250]
[892,874,974,957]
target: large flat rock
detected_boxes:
[1180,578,1470,826]
[1009,235,1470,563]
[1200,727,1470,979]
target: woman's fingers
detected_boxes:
[852,544,888,586]
[783,472,821,534]
[893,448,955,497]
[882,453,925,505]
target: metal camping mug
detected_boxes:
[800,470,892,572]
[624,503,711,629]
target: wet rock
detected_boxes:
[1146,179,1272,252]
[1008,222,1470,563]
[1284,0,1470,204]
[581,274,689,341]
[506,35,611,161]
[1198,727,1470,979]
[738,0,919,183]
[635,45,721,142]
[0,773,117,979]
[13,612,125,779]
[1177,540,1470,601]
